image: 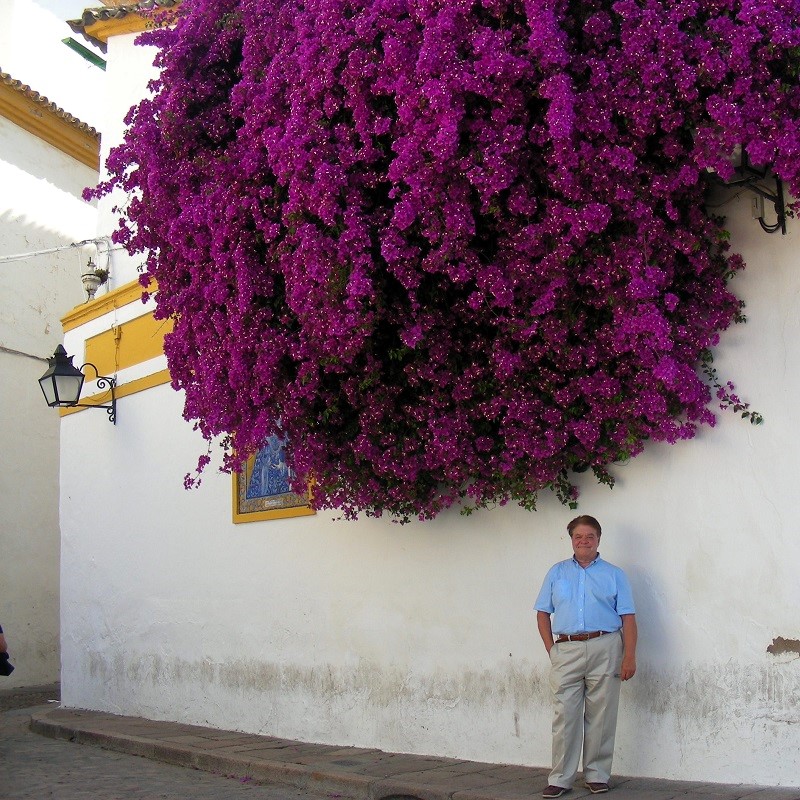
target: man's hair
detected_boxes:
[567,515,602,538]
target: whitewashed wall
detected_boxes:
[0,0,105,129]
[59,31,800,787]
[0,112,96,686]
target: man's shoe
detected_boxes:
[585,783,609,794]
[542,786,570,798]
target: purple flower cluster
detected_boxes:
[92,0,800,521]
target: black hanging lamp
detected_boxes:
[38,345,116,424]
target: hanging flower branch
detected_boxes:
[91,0,800,521]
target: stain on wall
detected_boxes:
[77,645,800,784]
[767,637,800,656]
[84,649,800,734]
[88,651,551,711]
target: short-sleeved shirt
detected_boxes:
[534,554,635,635]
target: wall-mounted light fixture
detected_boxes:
[80,257,109,301]
[38,345,116,424]
[707,146,787,235]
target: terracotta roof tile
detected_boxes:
[70,0,179,26]
[68,1,181,51]
[0,70,99,139]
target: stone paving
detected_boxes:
[21,706,800,800]
[1,705,329,799]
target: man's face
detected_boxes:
[570,523,600,561]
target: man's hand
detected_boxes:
[620,614,637,680]
[620,654,636,681]
[537,611,555,655]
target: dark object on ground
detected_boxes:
[0,652,14,676]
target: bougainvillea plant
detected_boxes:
[91,0,800,521]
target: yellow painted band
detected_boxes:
[62,278,158,332]
[0,80,99,170]
[232,503,316,524]
[85,313,173,378]
[82,5,181,45]
[58,368,171,417]
[83,16,151,44]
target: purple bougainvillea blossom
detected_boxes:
[90,0,800,521]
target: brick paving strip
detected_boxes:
[30,708,800,800]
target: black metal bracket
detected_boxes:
[714,151,787,235]
[76,365,117,424]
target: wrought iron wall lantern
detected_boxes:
[38,345,116,424]
[707,146,787,235]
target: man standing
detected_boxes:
[534,515,637,797]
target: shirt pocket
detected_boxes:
[588,572,618,607]
[553,578,573,606]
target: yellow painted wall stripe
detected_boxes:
[62,278,157,332]
[81,5,182,46]
[232,502,316,524]
[83,15,152,44]
[60,279,170,410]
[85,312,173,378]
[58,368,172,417]
[0,79,100,169]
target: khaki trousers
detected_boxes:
[548,631,623,788]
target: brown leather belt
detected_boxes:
[556,631,607,643]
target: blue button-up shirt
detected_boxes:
[534,554,635,635]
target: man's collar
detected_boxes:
[572,553,601,567]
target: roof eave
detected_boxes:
[0,71,100,170]
[67,1,181,52]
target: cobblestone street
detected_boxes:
[4,702,800,800]
[1,705,323,800]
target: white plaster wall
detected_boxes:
[0,0,103,683]
[87,31,162,292]
[0,114,97,686]
[58,27,800,787]
[58,193,800,786]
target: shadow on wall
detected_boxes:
[0,114,97,199]
[0,209,89,326]
[0,207,91,688]
[612,521,674,665]
[611,522,677,771]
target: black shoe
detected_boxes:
[585,783,609,794]
[542,786,571,798]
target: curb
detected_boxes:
[29,708,555,800]
[30,710,415,800]
[29,708,800,800]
